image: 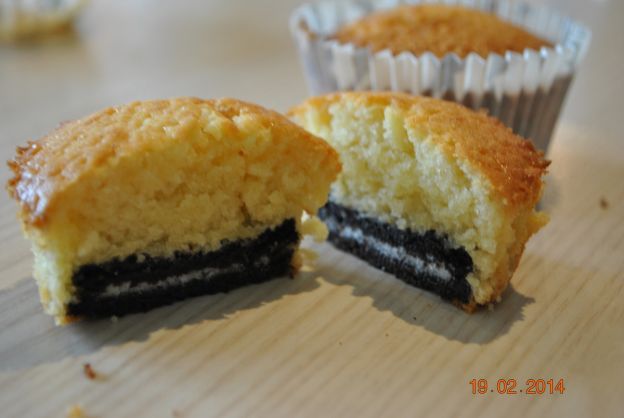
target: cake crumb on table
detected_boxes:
[83,363,97,380]
[66,404,85,418]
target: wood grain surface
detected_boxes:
[0,1,622,417]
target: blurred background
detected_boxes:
[0,0,308,133]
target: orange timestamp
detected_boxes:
[469,378,565,395]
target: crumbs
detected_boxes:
[69,362,103,417]
[66,404,85,418]
[301,215,329,242]
[599,197,609,210]
[83,363,97,380]
[82,362,106,381]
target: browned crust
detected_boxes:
[6,97,341,228]
[458,299,478,313]
[332,4,551,58]
[289,92,549,213]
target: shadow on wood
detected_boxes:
[0,272,322,372]
[312,243,535,345]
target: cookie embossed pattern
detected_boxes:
[290,0,591,150]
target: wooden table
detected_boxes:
[1,1,622,416]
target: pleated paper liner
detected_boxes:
[290,0,591,150]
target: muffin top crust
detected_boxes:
[332,4,551,58]
[7,97,340,227]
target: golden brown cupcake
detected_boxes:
[7,97,340,324]
[290,0,591,150]
[290,92,549,310]
[332,4,551,58]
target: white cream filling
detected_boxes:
[101,256,270,298]
[335,224,452,282]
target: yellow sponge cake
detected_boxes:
[7,97,340,324]
[290,92,548,310]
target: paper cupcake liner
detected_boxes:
[290,0,591,150]
[0,0,86,41]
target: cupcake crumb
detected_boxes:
[83,363,97,380]
[66,404,85,418]
[599,197,609,210]
[301,215,329,242]
[298,248,319,272]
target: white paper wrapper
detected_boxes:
[0,0,86,41]
[290,0,591,150]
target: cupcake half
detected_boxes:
[290,0,591,151]
[290,92,549,310]
[6,98,340,324]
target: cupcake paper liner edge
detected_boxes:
[290,0,591,150]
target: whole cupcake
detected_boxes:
[290,0,591,151]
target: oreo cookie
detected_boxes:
[68,219,299,318]
[319,202,473,304]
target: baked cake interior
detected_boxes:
[14,99,339,322]
[292,96,547,307]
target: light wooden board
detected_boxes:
[1,1,623,417]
